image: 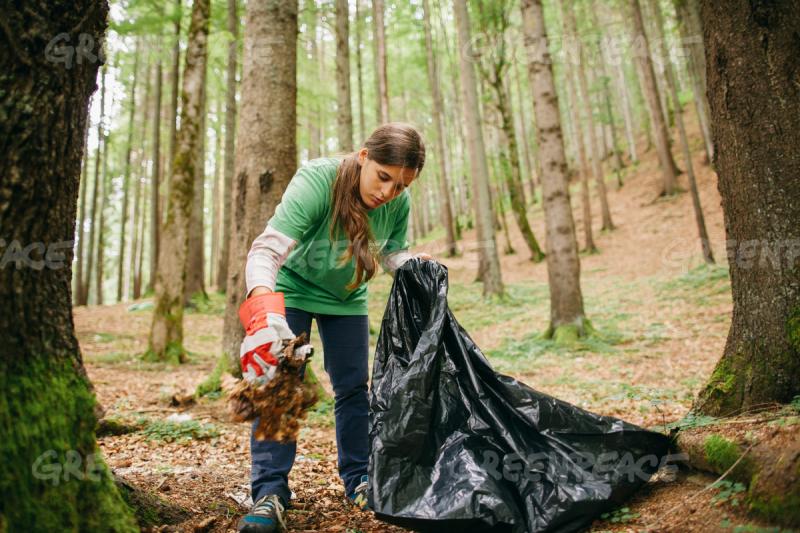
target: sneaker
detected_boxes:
[349,474,371,511]
[237,494,286,532]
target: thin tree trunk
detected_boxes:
[651,0,714,264]
[222,0,299,374]
[75,118,91,305]
[335,0,354,152]
[130,63,151,300]
[496,183,515,255]
[83,65,107,305]
[422,0,457,256]
[149,58,163,294]
[561,41,597,253]
[210,100,223,286]
[166,0,182,216]
[613,56,638,163]
[373,0,390,123]
[694,0,800,417]
[218,0,238,291]
[117,43,140,302]
[0,2,138,527]
[629,0,679,195]
[148,0,211,362]
[135,175,148,299]
[513,58,537,203]
[354,0,366,143]
[94,116,110,306]
[520,0,588,340]
[563,1,614,230]
[453,0,503,297]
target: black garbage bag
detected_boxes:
[368,259,672,533]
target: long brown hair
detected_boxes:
[329,122,426,290]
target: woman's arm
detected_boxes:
[245,225,297,297]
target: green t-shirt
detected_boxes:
[267,157,410,316]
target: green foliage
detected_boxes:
[711,480,746,506]
[658,263,731,306]
[599,506,640,524]
[704,434,752,479]
[666,412,719,431]
[718,518,788,532]
[306,397,335,428]
[140,419,220,443]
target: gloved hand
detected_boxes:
[238,292,295,384]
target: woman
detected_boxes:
[237,123,433,533]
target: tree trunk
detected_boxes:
[422,0,458,257]
[373,0,390,123]
[513,59,537,204]
[83,65,107,305]
[495,80,545,261]
[184,53,208,305]
[308,3,321,159]
[222,0,298,373]
[0,1,138,528]
[561,43,597,253]
[217,0,238,292]
[651,0,714,264]
[613,53,638,164]
[166,1,182,215]
[563,1,614,231]
[117,44,139,302]
[520,0,589,341]
[335,0,354,152]
[148,58,163,294]
[629,0,680,196]
[148,0,211,362]
[135,173,148,299]
[354,0,366,143]
[453,0,503,297]
[211,99,223,287]
[694,1,800,416]
[94,114,110,305]
[75,121,91,305]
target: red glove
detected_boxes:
[238,292,295,383]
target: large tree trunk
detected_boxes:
[453,0,503,297]
[0,1,138,528]
[148,58,163,294]
[521,0,588,341]
[335,0,354,152]
[166,0,181,210]
[651,0,714,264]
[629,0,679,196]
[117,42,140,302]
[372,0,390,123]
[222,0,298,373]
[694,1,800,416]
[217,0,238,292]
[421,0,458,257]
[148,0,211,362]
[184,67,207,304]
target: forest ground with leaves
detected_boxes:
[75,115,794,532]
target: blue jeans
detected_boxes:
[250,307,369,506]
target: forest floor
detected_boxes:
[75,113,791,532]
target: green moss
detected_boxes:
[0,357,137,531]
[552,325,579,344]
[143,340,187,365]
[703,434,752,481]
[787,306,800,353]
[195,354,228,397]
[748,491,800,527]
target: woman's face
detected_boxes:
[358,148,417,210]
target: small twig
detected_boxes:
[641,442,754,532]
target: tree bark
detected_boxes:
[83,65,107,305]
[75,120,91,305]
[453,0,503,297]
[373,0,390,123]
[354,0,366,143]
[520,0,588,341]
[694,1,800,416]
[0,1,138,528]
[94,108,110,305]
[563,1,614,231]
[222,0,298,373]
[166,0,182,212]
[217,0,238,292]
[148,58,163,294]
[307,2,321,159]
[210,99,223,286]
[117,43,139,302]
[651,0,714,264]
[422,0,458,257]
[148,0,211,362]
[335,0,354,152]
[629,0,679,195]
